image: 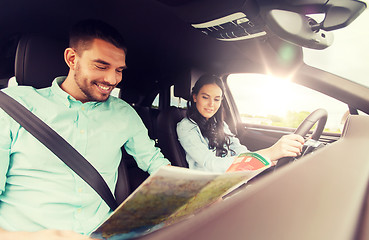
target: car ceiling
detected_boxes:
[0,0,366,102]
[0,0,302,92]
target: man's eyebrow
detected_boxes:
[93,59,110,65]
[120,65,128,70]
[93,59,127,69]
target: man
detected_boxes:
[0,19,170,239]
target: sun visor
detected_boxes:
[159,0,268,41]
[191,12,266,41]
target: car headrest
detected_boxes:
[173,68,204,101]
[15,34,69,89]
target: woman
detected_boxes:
[176,74,304,173]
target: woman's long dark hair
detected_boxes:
[186,74,234,157]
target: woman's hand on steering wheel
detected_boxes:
[257,134,305,165]
[275,108,328,168]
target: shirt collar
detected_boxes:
[51,76,104,109]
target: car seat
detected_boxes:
[157,106,188,167]
[119,87,153,191]
[15,34,69,88]
[14,34,130,204]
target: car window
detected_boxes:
[152,86,188,109]
[152,94,159,109]
[7,76,17,87]
[227,73,349,133]
[303,9,369,88]
[110,87,120,98]
[170,85,187,108]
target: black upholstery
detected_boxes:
[15,35,69,88]
[14,34,130,205]
[157,106,188,167]
[120,88,158,140]
[120,89,161,192]
[0,78,8,89]
[121,149,149,193]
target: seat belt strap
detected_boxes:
[0,91,118,210]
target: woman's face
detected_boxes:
[193,83,223,120]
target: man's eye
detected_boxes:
[116,69,123,73]
[96,65,107,70]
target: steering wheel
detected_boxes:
[275,108,328,168]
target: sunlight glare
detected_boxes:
[228,74,297,118]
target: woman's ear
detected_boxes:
[64,48,77,70]
[193,94,197,103]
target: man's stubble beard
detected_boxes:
[74,62,108,102]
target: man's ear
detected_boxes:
[64,48,77,70]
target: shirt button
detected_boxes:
[80,129,85,134]
[81,106,85,111]
[77,208,82,213]
[78,188,83,193]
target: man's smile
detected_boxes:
[95,83,114,94]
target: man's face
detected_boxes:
[73,39,126,102]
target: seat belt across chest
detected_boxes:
[0,91,118,210]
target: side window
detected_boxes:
[110,87,120,97]
[227,73,349,133]
[170,85,187,109]
[152,94,159,109]
[151,86,188,109]
[7,76,17,87]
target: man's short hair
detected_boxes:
[69,19,127,55]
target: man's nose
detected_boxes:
[105,71,120,85]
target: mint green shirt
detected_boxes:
[0,77,170,234]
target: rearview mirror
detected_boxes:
[263,0,366,49]
[265,9,333,50]
[321,0,366,31]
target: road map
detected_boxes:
[91,162,269,239]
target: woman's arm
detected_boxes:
[177,119,235,172]
[256,134,305,164]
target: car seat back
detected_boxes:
[119,88,154,191]
[15,34,69,88]
[157,106,188,167]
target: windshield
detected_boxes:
[303,7,369,88]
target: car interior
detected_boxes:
[0,0,369,239]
